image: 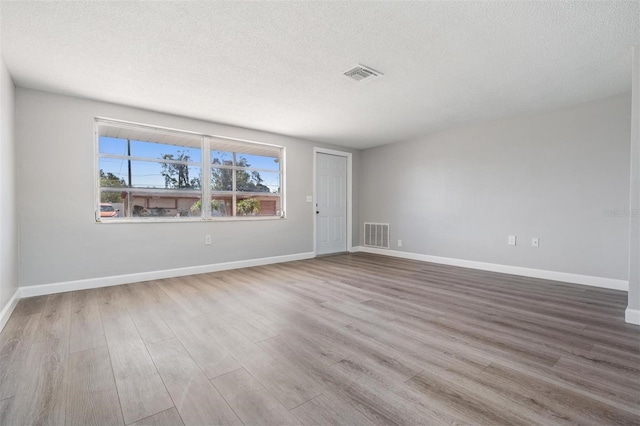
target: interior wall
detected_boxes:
[629,46,640,315]
[0,57,17,311]
[360,94,631,281]
[15,88,359,287]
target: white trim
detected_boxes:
[626,307,640,325]
[313,147,353,255]
[0,288,20,332]
[281,143,287,219]
[19,252,314,298]
[97,216,284,224]
[355,246,629,291]
[95,116,285,149]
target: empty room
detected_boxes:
[1,1,639,425]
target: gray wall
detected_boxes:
[0,57,17,310]
[629,46,639,310]
[360,94,631,280]
[16,88,359,287]
[10,86,632,290]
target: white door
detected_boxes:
[316,153,347,255]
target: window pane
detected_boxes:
[99,159,202,190]
[98,192,124,220]
[258,171,281,194]
[236,153,280,171]
[101,190,201,219]
[130,140,201,163]
[211,150,233,166]
[99,189,124,204]
[99,157,129,187]
[129,161,201,189]
[237,196,281,217]
[186,197,230,217]
[236,170,279,193]
[211,168,233,191]
[211,196,232,217]
[99,136,128,155]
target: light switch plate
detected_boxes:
[306,195,313,202]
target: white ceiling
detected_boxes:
[1,1,638,149]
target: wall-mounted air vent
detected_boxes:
[364,223,390,249]
[343,64,383,82]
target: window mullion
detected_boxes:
[232,152,237,217]
[202,136,211,219]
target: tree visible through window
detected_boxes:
[161,151,201,190]
[99,170,126,203]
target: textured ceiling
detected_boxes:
[1,1,638,149]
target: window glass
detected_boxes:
[211,196,232,217]
[211,168,233,191]
[99,137,128,155]
[237,196,281,217]
[235,170,280,193]
[211,150,233,166]
[130,140,201,163]
[99,158,129,187]
[235,153,280,171]
[124,161,202,190]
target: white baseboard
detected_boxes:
[19,252,315,298]
[626,307,640,325]
[355,246,629,291]
[0,288,20,332]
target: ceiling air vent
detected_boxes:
[343,64,382,82]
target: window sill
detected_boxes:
[96,216,285,224]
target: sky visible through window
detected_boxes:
[99,136,280,192]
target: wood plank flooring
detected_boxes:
[1,253,638,425]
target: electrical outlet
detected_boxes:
[205,235,212,245]
[508,235,517,246]
[397,239,402,247]
[531,237,539,247]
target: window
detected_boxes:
[96,119,284,222]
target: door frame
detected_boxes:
[313,147,353,256]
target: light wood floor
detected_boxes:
[1,253,639,425]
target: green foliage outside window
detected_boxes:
[236,199,260,215]
[211,156,270,193]
[100,169,124,203]
[161,151,201,189]
[190,199,225,214]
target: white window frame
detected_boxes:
[94,117,286,223]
